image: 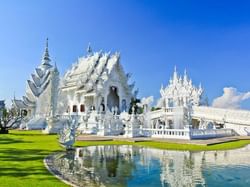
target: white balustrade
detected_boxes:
[191,128,233,139]
[143,128,233,140]
[144,128,191,139]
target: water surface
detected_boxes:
[47,145,250,187]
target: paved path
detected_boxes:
[76,135,250,146]
[77,135,113,141]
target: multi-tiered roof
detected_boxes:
[160,67,203,107]
[13,39,57,109]
[61,45,134,96]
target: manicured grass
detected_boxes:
[0,130,67,187]
[0,130,250,187]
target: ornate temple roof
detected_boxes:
[61,45,133,95]
[13,39,56,109]
[160,67,203,106]
[12,99,28,109]
[26,39,55,99]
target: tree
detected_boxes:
[128,98,143,114]
[151,107,161,111]
[0,107,23,134]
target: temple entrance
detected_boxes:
[107,86,119,112]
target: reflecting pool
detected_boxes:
[46,145,250,187]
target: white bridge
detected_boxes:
[147,106,250,138]
[55,105,250,139]
[56,106,250,140]
[192,106,250,127]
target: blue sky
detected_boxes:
[1,0,250,108]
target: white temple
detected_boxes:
[157,67,203,130]
[13,39,60,131]
[159,67,203,109]
[13,40,250,138]
[58,44,133,115]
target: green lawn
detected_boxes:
[0,130,67,187]
[0,130,250,187]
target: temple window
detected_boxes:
[121,99,127,112]
[72,105,78,112]
[80,104,85,112]
[168,98,173,107]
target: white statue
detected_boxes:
[59,116,79,150]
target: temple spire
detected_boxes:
[87,43,92,55]
[183,68,188,84]
[42,38,51,66]
[199,82,202,91]
[54,61,59,73]
[173,66,178,83]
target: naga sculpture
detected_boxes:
[59,116,79,150]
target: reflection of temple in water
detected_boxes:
[138,145,250,187]
[50,145,250,187]
[75,145,136,186]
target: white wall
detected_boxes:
[225,123,250,136]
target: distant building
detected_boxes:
[0,100,5,110]
[0,100,5,118]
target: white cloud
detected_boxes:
[212,87,250,109]
[137,96,154,107]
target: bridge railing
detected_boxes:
[193,106,250,125]
[142,128,234,140]
[191,128,233,139]
[143,128,191,139]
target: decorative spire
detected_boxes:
[179,76,182,82]
[54,61,59,73]
[160,84,164,91]
[184,69,187,77]
[173,66,178,83]
[87,43,92,54]
[42,38,51,66]
[199,83,202,92]
[189,79,192,85]
[183,68,188,84]
[169,77,173,84]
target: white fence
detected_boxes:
[191,128,234,139]
[143,128,234,140]
[144,128,191,139]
